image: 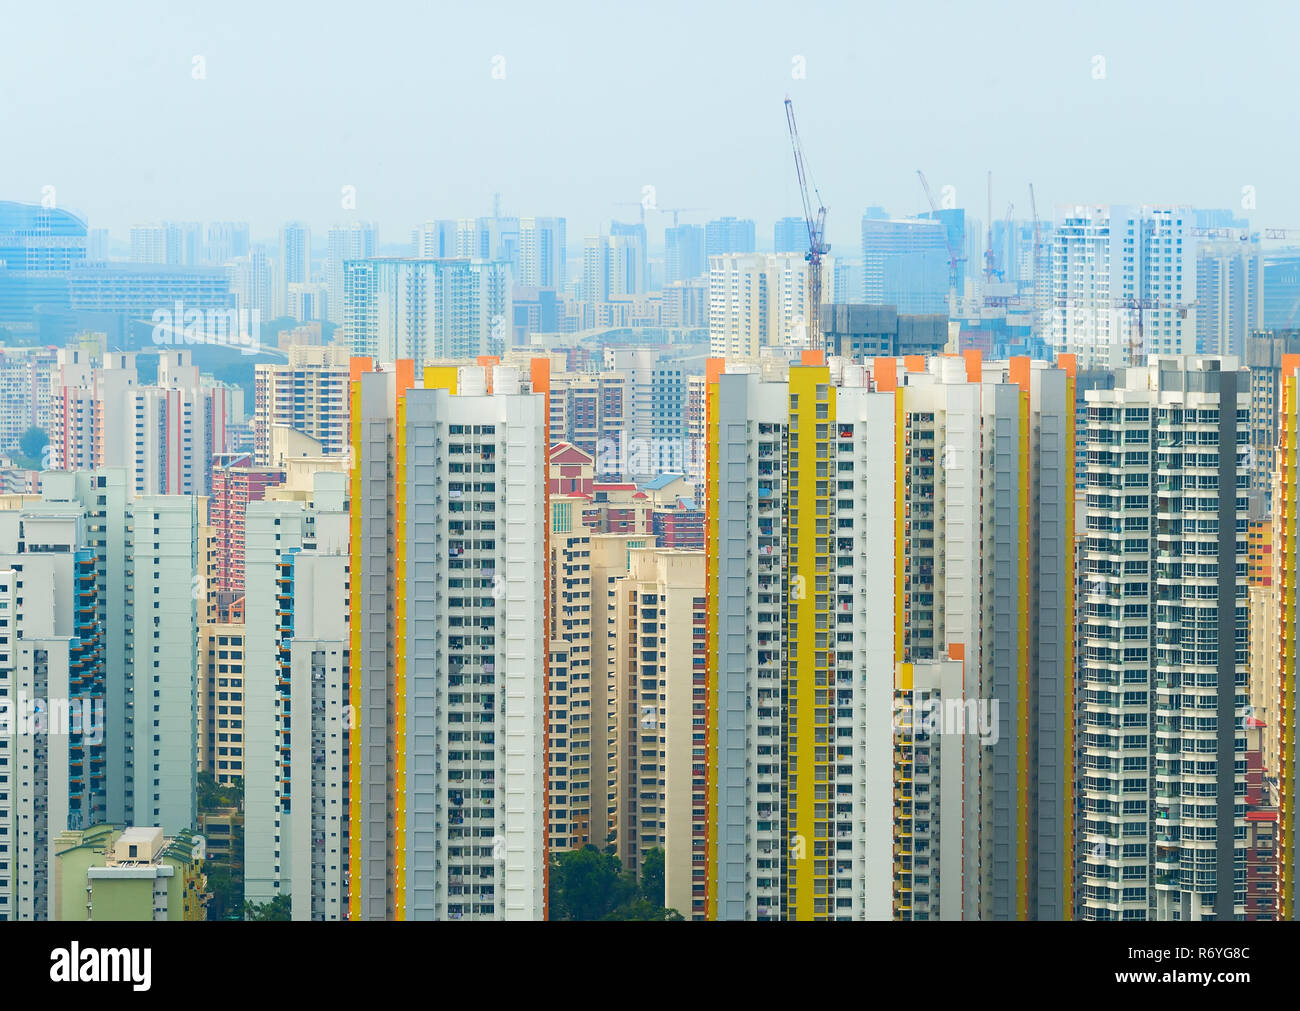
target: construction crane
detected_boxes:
[983,172,997,283]
[613,201,650,227]
[999,202,1015,281]
[784,96,829,350]
[1028,184,1046,339]
[917,170,966,301]
[659,207,705,228]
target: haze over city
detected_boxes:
[3,0,1291,245]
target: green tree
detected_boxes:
[18,426,47,460]
[243,894,291,921]
[603,898,685,921]
[549,844,683,921]
[640,847,666,906]
[549,845,637,920]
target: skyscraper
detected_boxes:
[0,201,88,332]
[519,217,566,290]
[279,221,311,317]
[1051,205,1196,369]
[665,224,705,284]
[243,471,350,919]
[130,225,166,264]
[583,234,645,300]
[326,222,378,325]
[253,345,353,466]
[1197,240,1262,357]
[1079,355,1248,921]
[705,217,756,257]
[708,252,825,357]
[347,359,547,920]
[1272,352,1300,920]
[704,352,1077,920]
[773,216,805,255]
[861,216,950,314]
[343,258,512,361]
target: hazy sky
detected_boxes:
[2,0,1292,251]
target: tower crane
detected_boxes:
[1029,183,1045,337]
[917,170,966,302]
[784,96,830,350]
[659,207,705,228]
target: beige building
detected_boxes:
[708,251,832,358]
[610,547,706,919]
[589,533,653,850]
[253,344,351,465]
[198,623,246,785]
[548,497,596,850]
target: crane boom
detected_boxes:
[785,96,829,350]
[917,169,965,301]
[1029,184,1045,339]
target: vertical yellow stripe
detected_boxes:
[894,388,905,661]
[1017,389,1030,921]
[1063,373,1076,920]
[786,366,832,921]
[1283,375,1297,919]
[347,379,363,920]
[705,378,720,920]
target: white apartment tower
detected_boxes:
[1079,355,1248,921]
[243,471,350,920]
[708,252,831,358]
[1051,205,1196,370]
[349,361,546,920]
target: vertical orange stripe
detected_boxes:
[531,357,552,918]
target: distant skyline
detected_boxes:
[2,0,1291,252]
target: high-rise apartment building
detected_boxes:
[347,359,547,920]
[0,345,60,453]
[0,470,199,919]
[326,222,378,325]
[209,454,284,599]
[253,344,352,467]
[1273,352,1300,919]
[547,497,595,851]
[206,222,251,265]
[1244,330,1300,507]
[708,252,828,357]
[583,234,645,300]
[704,352,1077,920]
[1051,205,1196,369]
[279,222,311,317]
[51,348,234,497]
[1079,355,1248,921]
[130,225,167,265]
[705,217,756,257]
[774,217,805,255]
[343,258,512,361]
[665,225,706,283]
[610,547,707,918]
[861,216,950,313]
[1197,240,1262,358]
[243,470,350,920]
[519,217,566,290]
